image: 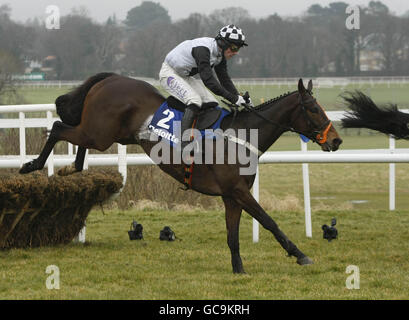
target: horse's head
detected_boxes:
[291,79,342,151]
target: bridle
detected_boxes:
[294,92,333,144]
[228,91,333,146]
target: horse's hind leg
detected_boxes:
[222,196,245,274]
[20,121,84,174]
[57,146,86,176]
[232,185,313,266]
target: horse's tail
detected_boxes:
[341,90,409,140]
[55,72,116,126]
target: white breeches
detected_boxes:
[159,62,218,107]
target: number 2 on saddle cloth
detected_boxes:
[148,100,231,189]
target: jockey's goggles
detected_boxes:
[229,44,241,52]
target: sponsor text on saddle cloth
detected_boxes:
[148,100,231,147]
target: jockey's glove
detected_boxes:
[235,94,254,110]
[246,96,254,108]
[235,95,247,107]
[242,91,254,108]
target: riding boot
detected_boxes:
[180,103,200,156]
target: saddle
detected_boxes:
[166,96,222,130]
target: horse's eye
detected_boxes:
[309,106,319,113]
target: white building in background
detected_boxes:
[359,50,384,72]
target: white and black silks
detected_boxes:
[162,37,239,105]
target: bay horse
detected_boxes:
[19,73,343,273]
[342,90,409,139]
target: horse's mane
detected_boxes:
[252,91,297,111]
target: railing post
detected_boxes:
[19,112,26,167]
[389,135,396,211]
[74,145,87,244]
[68,143,73,156]
[83,147,89,169]
[252,164,260,243]
[301,138,312,238]
[46,111,54,176]
[118,144,127,188]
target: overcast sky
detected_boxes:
[2,0,409,23]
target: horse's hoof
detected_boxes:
[19,161,36,174]
[57,165,77,176]
[297,256,314,265]
[233,269,246,274]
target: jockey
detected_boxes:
[159,24,250,148]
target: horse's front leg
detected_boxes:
[232,184,313,266]
[222,196,245,274]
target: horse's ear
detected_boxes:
[298,78,305,94]
[307,80,313,92]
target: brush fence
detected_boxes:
[0,169,122,249]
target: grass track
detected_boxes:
[1,207,409,299]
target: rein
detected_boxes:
[222,100,296,133]
[223,92,333,145]
[183,93,333,190]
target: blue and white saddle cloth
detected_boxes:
[148,101,231,147]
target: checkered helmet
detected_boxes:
[216,24,248,47]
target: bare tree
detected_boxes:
[2,1,409,80]
[96,18,122,71]
[42,12,104,79]
[0,50,22,104]
[124,1,171,30]
[208,7,252,26]
[123,23,177,77]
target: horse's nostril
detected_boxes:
[333,138,342,149]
